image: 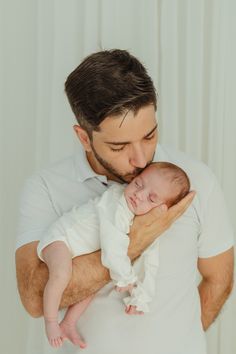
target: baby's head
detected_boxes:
[124,162,190,215]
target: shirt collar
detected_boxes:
[74,143,108,184]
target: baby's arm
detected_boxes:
[95,186,139,289]
[124,239,160,314]
[99,215,138,288]
[115,283,135,293]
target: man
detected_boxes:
[15,49,234,354]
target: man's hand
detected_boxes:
[15,191,195,318]
[128,191,196,259]
[198,247,234,330]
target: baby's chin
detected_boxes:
[130,206,150,216]
[126,198,150,216]
[125,195,151,215]
[134,209,149,216]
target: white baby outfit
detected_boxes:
[37,182,159,312]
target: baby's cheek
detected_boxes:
[138,204,152,215]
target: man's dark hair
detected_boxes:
[65,49,157,137]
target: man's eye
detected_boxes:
[145,132,156,140]
[110,146,125,152]
[135,181,141,188]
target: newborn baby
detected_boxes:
[37,161,190,348]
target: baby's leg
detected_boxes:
[42,241,72,348]
[60,294,95,348]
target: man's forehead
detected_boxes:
[94,105,157,142]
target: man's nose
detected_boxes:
[129,143,147,168]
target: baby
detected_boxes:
[37,161,190,348]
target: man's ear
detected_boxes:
[73,125,92,152]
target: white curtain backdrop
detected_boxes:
[1,1,235,353]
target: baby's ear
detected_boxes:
[159,203,168,212]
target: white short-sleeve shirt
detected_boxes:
[16,143,234,354]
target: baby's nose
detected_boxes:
[135,190,145,201]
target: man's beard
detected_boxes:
[90,142,155,183]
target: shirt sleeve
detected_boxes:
[15,174,59,251]
[198,177,234,258]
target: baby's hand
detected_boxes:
[115,283,135,293]
[125,305,144,315]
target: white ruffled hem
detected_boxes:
[123,281,153,312]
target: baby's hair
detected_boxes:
[148,161,190,207]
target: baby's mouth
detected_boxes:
[129,196,137,208]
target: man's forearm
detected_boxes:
[61,251,111,307]
[198,278,233,331]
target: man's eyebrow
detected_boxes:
[104,124,158,146]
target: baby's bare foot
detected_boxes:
[125,305,144,315]
[45,319,64,348]
[60,319,86,348]
[115,284,134,293]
